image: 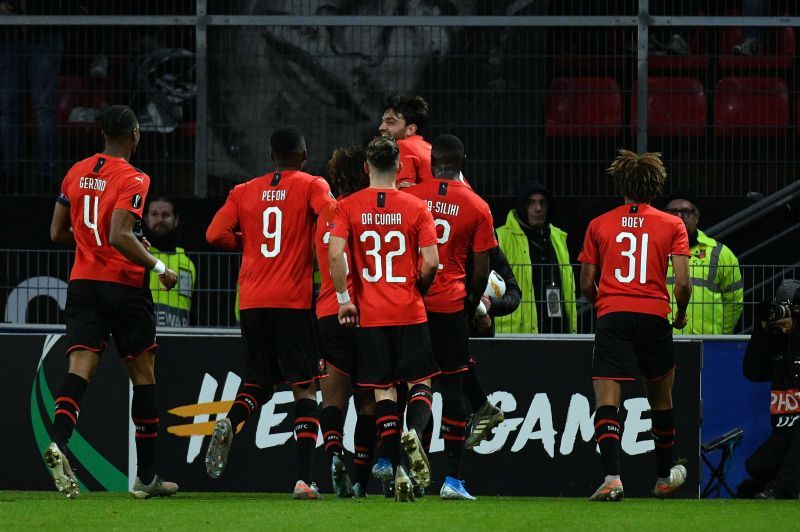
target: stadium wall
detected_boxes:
[2,332,748,498]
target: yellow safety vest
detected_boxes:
[148,246,196,327]
[666,230,743,334]
[495,210,577,334]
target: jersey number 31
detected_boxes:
[615,231,649,284]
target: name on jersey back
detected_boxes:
[621,216,644,228]
[362,213,402,225]
[79,177,107,191]
[262,190,286,201]
[425,200,459,217]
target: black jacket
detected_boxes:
[743,325,800,430]
[468,246,522,338]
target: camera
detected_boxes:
[759,279,800,325]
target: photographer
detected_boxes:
[739,279,800,499]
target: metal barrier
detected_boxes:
[0,3,799,198]
[2,248,796,333]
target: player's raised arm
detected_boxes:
[109,209,177,290]
[670,253,692,329]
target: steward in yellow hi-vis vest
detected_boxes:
[664,191,743,334]
[144,197,196,327]
[495,180,577,334]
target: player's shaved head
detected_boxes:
[431,134,464,178]
[99,105,138,141]
[271,125,306,155]
[608,149,667,204]
[366,135,399,173]
[271,125,307,169]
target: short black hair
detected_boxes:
[385,94,429,131]
[270,125,306,156]
[99,105,137,140]
[366,136,399,173]
[431,134,465,168]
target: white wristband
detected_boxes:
[152,259,166,275]
[336,290,351,304]
[475,301,487,316]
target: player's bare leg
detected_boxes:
[291,382,322,499]
[319,368,353,497]
[46,349,99,499]
[125,350,178,499]
[644,369,686,497]
[589,379,624,501]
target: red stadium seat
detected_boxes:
[630,77,707,138]
[713,77,789,137]
[545,77,622,138]
[719,13,795,70]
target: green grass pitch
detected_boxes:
[2,492,800,531]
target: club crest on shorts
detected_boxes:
[131,194,143,209]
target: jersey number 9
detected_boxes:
[261,206,282,257]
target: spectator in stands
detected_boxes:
[664,190,743,334]
[495,180,577,334]
[648,0,699,55]
[144,196,196,327]
[0,1,77,194]
[734,0,770,56]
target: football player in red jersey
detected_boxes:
[407,134,496,500]
[378,94,433,187]
[329,135,440,502]
[204,126,335,499]
[315,144,376,498]
[47,105,179,499]
[578,150,692,501]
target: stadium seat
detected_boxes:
[630,77,706,138]
[545,77,622,138]
[56,75,108,126]
[649,29,710,70]
[713,77,789,137]
[719,14,795,70]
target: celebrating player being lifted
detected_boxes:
[47,105,179,500]
[407,134,497,500]
[205,126,335,499]
[329,136,440,502]
[315,145,375,498]
[578,149,692,501]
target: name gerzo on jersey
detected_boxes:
[79,177,107,191]
[425,200,459,217]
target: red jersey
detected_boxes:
[578,203,690,318]
[407,179,497,313]
[396,135,433,186]
[330,188,437,327]
[59,154,150,287]
[314,215,353,319]
[213,170,334,310]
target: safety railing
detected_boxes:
[2,249,795,334]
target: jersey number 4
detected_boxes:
[615,231,649,284]
[360,230,407,283]
[83,195,102,246]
